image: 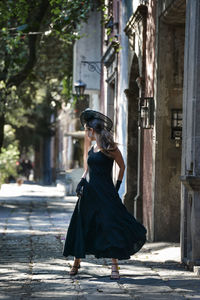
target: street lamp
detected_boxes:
[74,79,86,97]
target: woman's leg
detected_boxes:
[69,257,81,275]
[111,258,120,279]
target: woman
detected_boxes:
[63,109,146,279]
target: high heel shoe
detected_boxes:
[110,263,120,280]
[69,264,80,276]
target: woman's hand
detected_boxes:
[76,178,86,196]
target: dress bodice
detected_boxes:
[87,146,114,183]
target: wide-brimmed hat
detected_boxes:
[80,108,113,131]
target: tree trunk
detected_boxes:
[0,114,5,153]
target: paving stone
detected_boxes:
[85,294,132,299]
[134,293,186,300]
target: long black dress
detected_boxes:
[63,146,146,260]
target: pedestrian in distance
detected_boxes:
[63,109,147,279]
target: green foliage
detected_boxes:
[98,1,122,52]
[3,125,18,148]
[49,0,92,40]
[61,76,73,102]
[0,0,104,155]
[0,125,20,186]
[0,80,33,129]
[0,143,20,186]
[0,0,92,94]
[0,0,89,152]
[34,33,73,104]
[0,0,29,24]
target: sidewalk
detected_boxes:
[124,243,200,300]
[71,242,200,300]
[0,183,199,299]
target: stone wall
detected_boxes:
[153,10,185,241]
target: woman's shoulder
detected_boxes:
[108,146,122,159]
[88,145,94,153]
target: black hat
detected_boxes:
[80,108,113,131]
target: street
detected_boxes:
[0,183,200,300]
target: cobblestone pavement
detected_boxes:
[0,183,200,300]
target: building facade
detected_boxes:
[100,0,200,269]
[180,0,200,269]
[59,0,200,270]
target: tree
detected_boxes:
[11,30,74,156]
[0,0,92,151]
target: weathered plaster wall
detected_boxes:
[73,9,101,92]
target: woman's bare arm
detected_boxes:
[111,147,125,181]
[81,165,88,179]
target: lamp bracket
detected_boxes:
[138,97,154,129]
[81,61,101,75]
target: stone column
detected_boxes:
[181,0,200,268]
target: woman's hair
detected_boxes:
[86,118,117,157]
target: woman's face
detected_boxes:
[84,124,95,141]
